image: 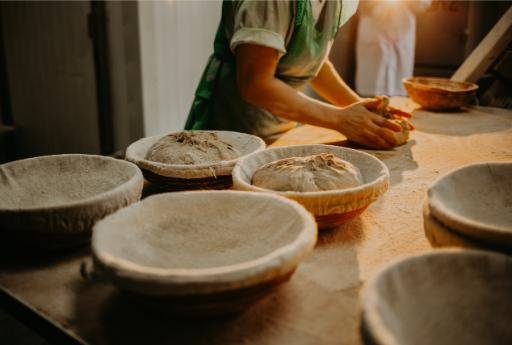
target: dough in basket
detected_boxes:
[145,131,241,165]
[252,153,363,192]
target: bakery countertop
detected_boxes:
[1,99,512,345]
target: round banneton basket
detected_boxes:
[231,144,389,229]
[89,191,317,316]
[361,249,512,345]
[427,162,512,249]
[403,77,478,110]
[423,202,512,255]
[0,154,143,249]
[125,130,265,191]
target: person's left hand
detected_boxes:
[363,96,415,130]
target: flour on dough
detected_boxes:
[252,153,363,192]
[145,132,241,165]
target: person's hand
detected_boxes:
[335,100,403,150]
[364,96,412,117]
[364,96,415,130]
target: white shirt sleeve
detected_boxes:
[230,0,295,57]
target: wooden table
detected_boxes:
[1,102,511,345]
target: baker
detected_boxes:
[185,0,411,149]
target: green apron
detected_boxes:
[185,0,344,139]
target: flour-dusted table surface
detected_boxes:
[1,101,511,345]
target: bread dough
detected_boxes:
[145,132,241,165]
[390,118,410,145]
[252,153,363,192]
[373,96,410,146]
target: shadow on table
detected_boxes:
[411,107,512,136]
[102,292,244,344]
[0,240,89,272]
[367,140,419,185]
[72,220,364,344]
[317,217,365,246]
[359,311,379,345]
[73,277,319,344]
[70,274,249,344]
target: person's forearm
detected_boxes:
[240,75,344,130]
[235,44,403,149]
[309,60,361,107]
[241,78,402,149]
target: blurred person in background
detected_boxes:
[355,0,431,96]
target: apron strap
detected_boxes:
[295,0,307,28]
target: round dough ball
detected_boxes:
[371,96,410,147]
[391,119,410,146]
[145,132,241,165]
[252,153,363,192]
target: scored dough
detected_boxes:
[145,131,241,165]
[252,153,363,192]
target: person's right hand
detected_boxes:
[335,100,403,150]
